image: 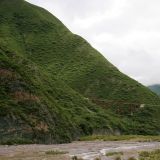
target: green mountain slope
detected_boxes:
[149,85,160,96]
[0,0,160,144]
[1,49,125,144]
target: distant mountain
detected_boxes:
[0,0,160,144]
[148,85,160,96]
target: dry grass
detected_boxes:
[80,135,160,142]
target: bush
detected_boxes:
[45,150,68,155]
[0,138,33,145]
[106,151,123,156]
[72,156,84,160]
[128,157,137,160]
[114,156,121,160]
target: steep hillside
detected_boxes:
[0,0,160,144]
[0,46,123,144]
[149,85,160,96]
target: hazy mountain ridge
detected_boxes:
[0,0,160,144]
[148,84,160,96]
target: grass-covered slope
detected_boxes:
[0,46,123,144]
[149,85,160,96]
[0,0,160,144]
[1,0,159,104]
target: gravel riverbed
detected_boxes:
[0,141,160,160]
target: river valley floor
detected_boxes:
[0,141,160,160]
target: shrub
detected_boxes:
[139,151,150,157]
[114,156,121,160]
[0,138,33,145]
[45,150,67,155]
[106,151,123,156]
[128,157,137,160]
[72,156,84,160]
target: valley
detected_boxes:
[0,0,160,146]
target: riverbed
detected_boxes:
[0,141,160,160]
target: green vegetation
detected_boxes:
[72,156,84,160]
[127,158,137,160]
[80,135,160,142]
[139,149,160,160]
[106,152,123,160]
[114,156,121,160]
[45,150,68,155]
[0,137,33,145]
[0,0,160,144]
[106,149,160,160]
[148,84,160,96]
[106,151,123,157]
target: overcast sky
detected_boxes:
[26,0,160,85]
